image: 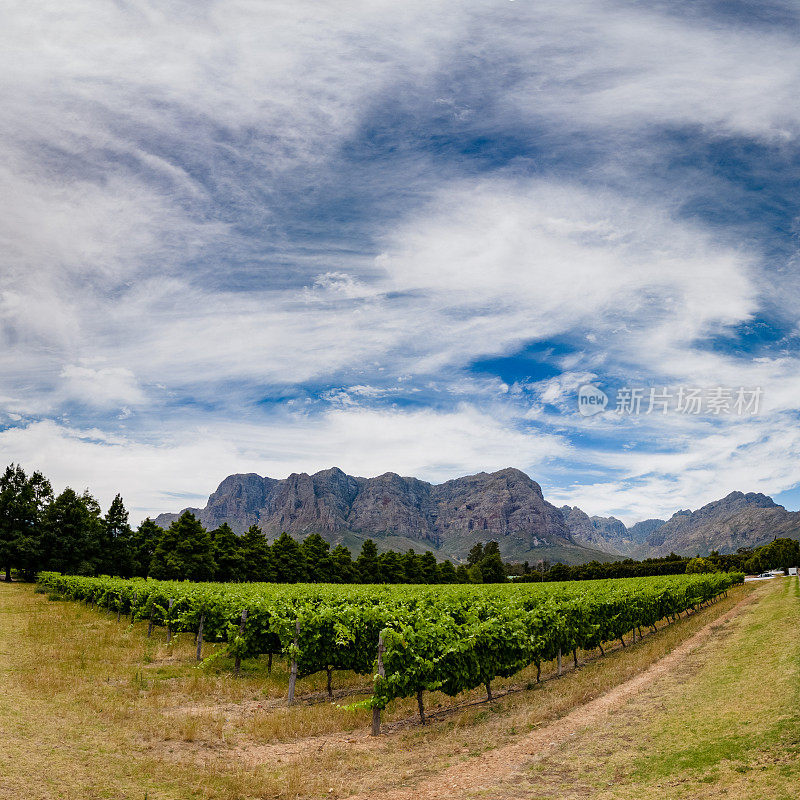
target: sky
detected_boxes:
[3,0,800,525]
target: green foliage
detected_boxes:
[149,512,216,581]
[330,544,356,583]
[0,464,52,581]
[270,532,306,583]
[211,523,246,582]
[104,494,133,577]
[240,525,273,581]
[41,488,105,576]
[38,571,744,713]
[685,557,714,574]
[300,533,333,582]
[356,539,381,583]
[130,518,162,578]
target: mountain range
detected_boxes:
[154,467,800,564]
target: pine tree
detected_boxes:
[379,550,405,583]
[41,488,105,576]
[104,494,133,577]
[356,539,382,583]
[418,551,438,584]
[330,544,356,583]
[301,533,333,582]
[436,560,458,584]
[401,549,423,583]
[210,523,246,582]
[270,532,306,583]
[467,542,485,566]
[240,525,273,581]
[0,465,52,581]
[149,512,216,581]
[130,519,162,577]
[479,551,507,583]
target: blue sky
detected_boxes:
[3,0,800,524]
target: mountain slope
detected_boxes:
[154,467,614,565]
[635,491,800,557]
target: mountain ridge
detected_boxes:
[154,467,613,565]
[155,468,800,563]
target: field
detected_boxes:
[0,575,796,799]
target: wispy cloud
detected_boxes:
[2,1,800,521]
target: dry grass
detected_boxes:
[486,577,800,800]
[0,581,755,799]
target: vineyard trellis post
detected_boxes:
[196,614,204,661]
[371,632,385,736]
[234,608,248,675]
[557,647,562,676]
[166,599,174,644]
[287,619,299,704]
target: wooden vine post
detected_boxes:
[371,633,385,736]
[166,599,175,643]
[196,614,204,661]
[287,619,300,704]
[557,647,562,676]
[234,608,248,675]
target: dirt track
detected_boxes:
[347,590,757,800]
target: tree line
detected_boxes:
[0,464,508,583]
[3,462,797,584]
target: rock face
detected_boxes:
[634,492,800,557]
[155,470,800,563]
[560,506,636,556]
[561,489,800,558]
[155,467,604,564]
[628,518,666,544]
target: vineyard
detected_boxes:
[36,571,743,733]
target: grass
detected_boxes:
[491,576,800,800]
[0,580,756,799]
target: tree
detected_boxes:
[211,523,246,582]
[455,564,472,583]
[149,512,216,581]
[356,539,381,583]
[467,542,485,567]
[685,557,714,574]
[436,559,458,584]
[129,519,162,577]
[479,551,507,583]
[418,551,438,584]
[401,549,423,583]
[330,545,356,583]
[301,533,333,582]
[761,538,800,573]
[41,488,105,576]
[271,532,306,583]
[483,541,501,559]
[104,494,133,577]
[0,464,52,581]
[379,550,405,583]
[240,525,273,581]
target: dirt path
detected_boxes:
[347,590,758,800]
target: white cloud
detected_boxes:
[59,364,146,409]
[0,406,568,524]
